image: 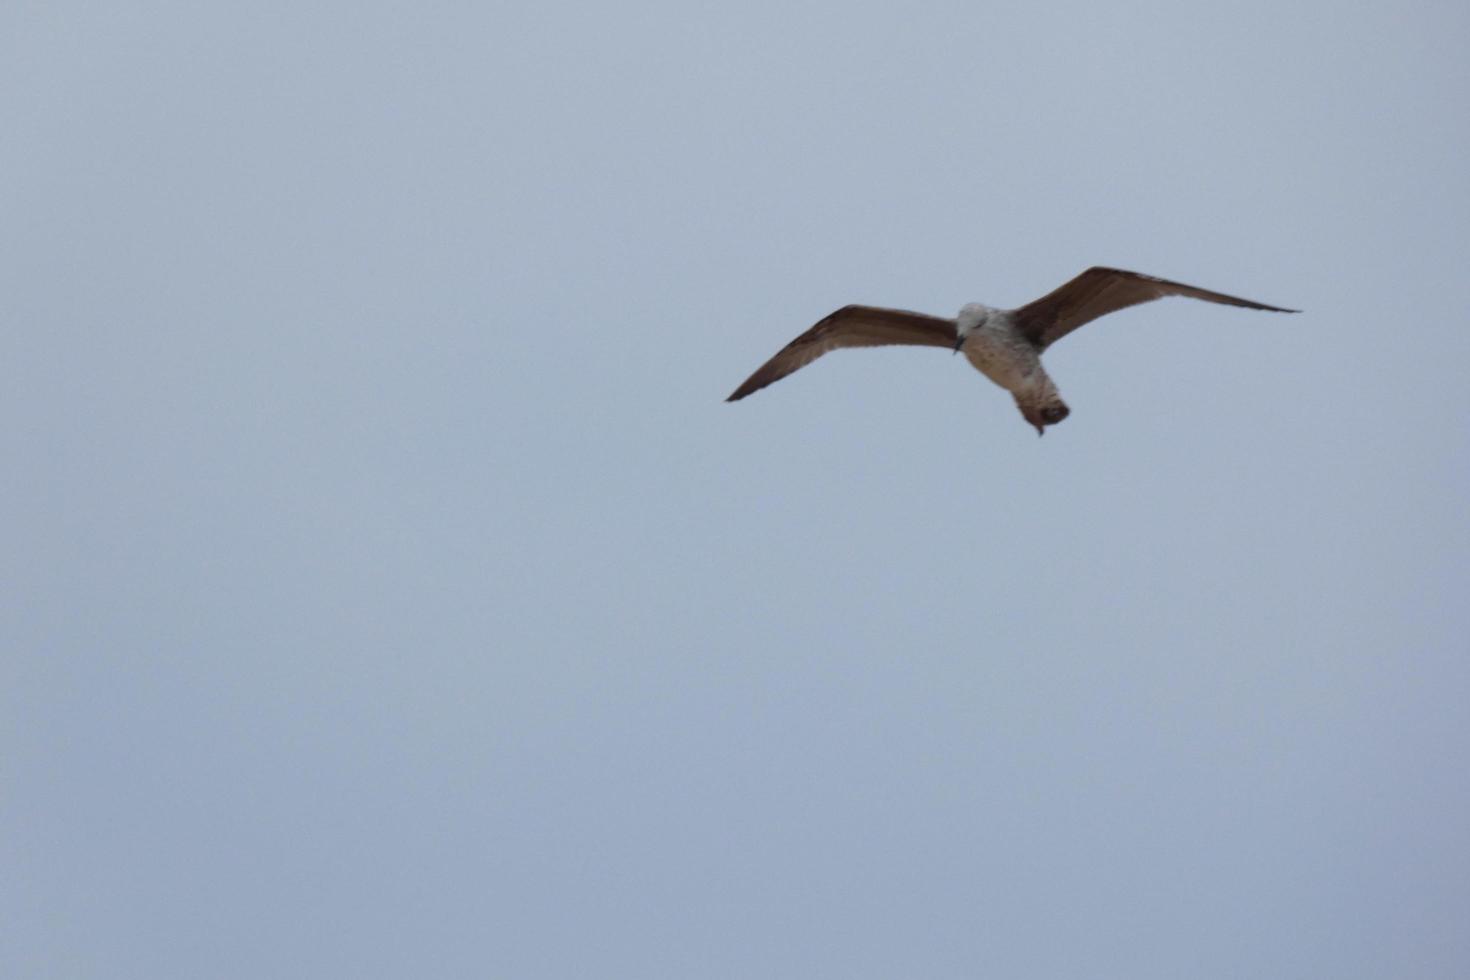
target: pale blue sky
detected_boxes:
[3,2,1468,977]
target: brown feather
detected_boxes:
[1012,267,1298,349]
[726,305,956,401]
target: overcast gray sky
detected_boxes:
[3,2,1468,977]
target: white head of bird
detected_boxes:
[953,302,993,352]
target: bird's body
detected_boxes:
[953,304,1067,432]
[958,306,1032,389]
[726,267,1297,434]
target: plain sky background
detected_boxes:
[3,2,1468,977]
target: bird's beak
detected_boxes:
[952,335,965,354]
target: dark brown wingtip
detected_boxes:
[726,380,763,402]
[727,368,777,402]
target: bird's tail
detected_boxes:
[1016,393,1070,437]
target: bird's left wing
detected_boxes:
[1012,267,1299,349]
[726,304,957,402]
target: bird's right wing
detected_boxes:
[1012,267,1299,349]
[726,305,957,401]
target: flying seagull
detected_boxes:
[727,267,1298,434]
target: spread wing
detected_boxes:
[1012,267,1299,349]
[726,304,957,401]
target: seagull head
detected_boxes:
[953,303,991,353]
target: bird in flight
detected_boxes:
[727,267,1298,434]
